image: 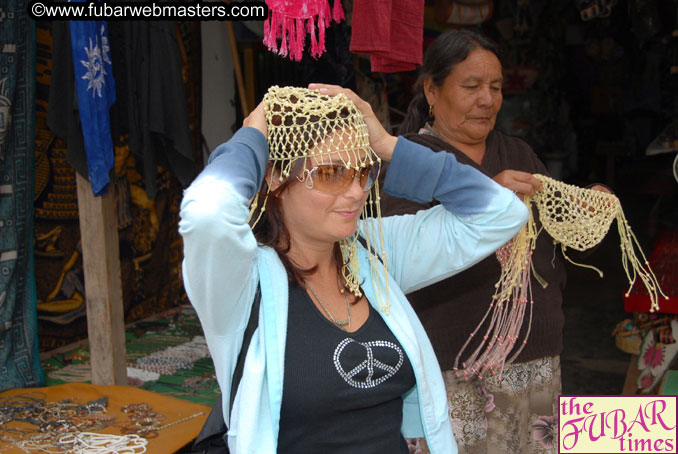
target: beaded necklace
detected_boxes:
[304,279,352,329]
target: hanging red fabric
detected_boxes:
[350,0,424,73]
[263,0,345,61]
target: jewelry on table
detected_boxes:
[58,432,148,454]
[0,395,115,454]
[119,403,204,439]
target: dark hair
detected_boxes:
[399,28,501,135]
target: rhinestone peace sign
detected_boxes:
[333,338,404,388]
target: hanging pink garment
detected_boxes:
[263,0,345,61]
[350,0,424,73]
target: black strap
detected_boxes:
[192,284,261,453]
[357,235,384,265]
[229,285,261,411]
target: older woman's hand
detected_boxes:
[308,83,398,162]
[493,169,542,198]
[590,184,612,194]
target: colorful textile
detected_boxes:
[624,229,678,313]
[263,0,345,61]
[436,357,560,454]
[350,0,424,73]
[40,21,195,350]
[42,305,219,407]
[0,0,44,392]
[69,8,116,196]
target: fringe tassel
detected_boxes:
[454,214,538,382]
[292,18,305,61]
[263,15,271,47]
[279,16,290,56]
[309,15,319,58]
[616,208,666,313]
[262,1,343,61]
[318,13,327,55]
[332,0,345,22]
[263,11,281,52]
[287,17,297,60]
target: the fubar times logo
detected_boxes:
[559,396,677,453]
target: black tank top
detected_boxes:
[277,283,416,454]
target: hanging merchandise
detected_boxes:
[350,0,424,73]
[444,0,494,26]
[298,18,355,88]
[263,0,345,61]
[624,230,678,314]
[41,21,198,349]
[107,21,197,200]
[636,320,678,392]
[575,0,617,21]
[69,6,116,196]
[455,175,668,381]
[0,0,44,392]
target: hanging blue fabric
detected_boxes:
[69,9,115,196]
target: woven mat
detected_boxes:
[41,305,220,407]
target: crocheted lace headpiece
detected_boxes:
[254,86,390,313]
[455,175,667,381]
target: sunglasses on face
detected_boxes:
[295,162,381,195]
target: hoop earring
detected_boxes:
[428,105,434,119]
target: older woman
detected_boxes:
[180,84,527,453]
[383,29,608,454]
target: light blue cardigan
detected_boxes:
[179,127,528,454]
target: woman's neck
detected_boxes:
[285,239,336,277]
[431,122,487,165]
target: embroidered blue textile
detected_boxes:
[69,10,116,196]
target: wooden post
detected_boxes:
[243,45,255,114]
[76,173,127,385]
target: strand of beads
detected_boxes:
[117,403,204,439]
[58,432,148,454]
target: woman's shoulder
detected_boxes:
[489,130,546,173]
[401,131,450,151]
[490,129,534,153]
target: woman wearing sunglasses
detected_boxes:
[179,85,528,454]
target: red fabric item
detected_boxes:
[350,0,424,73]
[263,0,344,61]
[624,230,678,314]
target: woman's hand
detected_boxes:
[590,184,612,194]
[242,100,267,137]
[493,169,542,198]
[308,83,398,162]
